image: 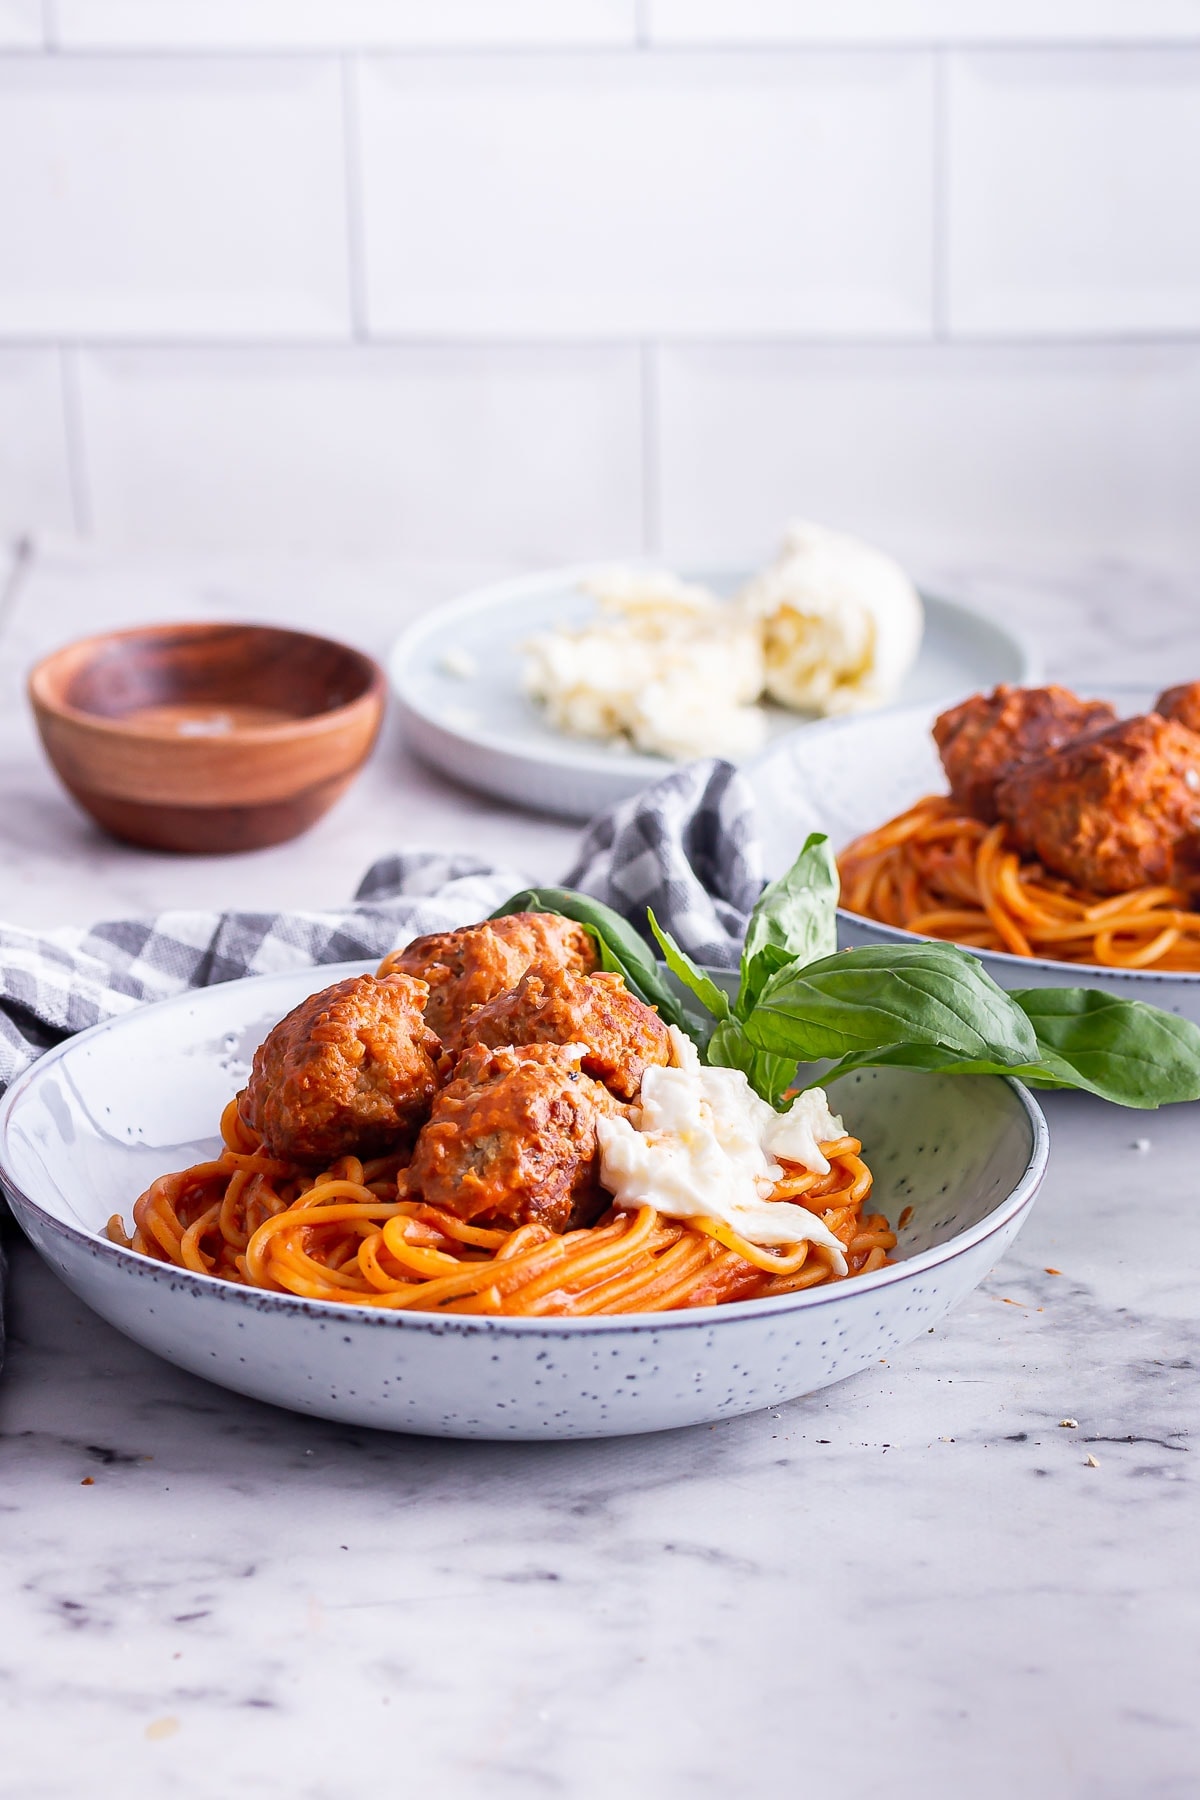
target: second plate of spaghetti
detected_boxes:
[745,682,1200,1021]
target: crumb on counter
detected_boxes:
[440,648,479,680]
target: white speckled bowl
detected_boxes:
[0,963,1048,1440]
[745,686,1200,1026]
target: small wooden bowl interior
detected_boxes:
[29,623,386,855]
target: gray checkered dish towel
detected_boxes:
[0,759,765,1357]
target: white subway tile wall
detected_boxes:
[647,2,1200,45]
[0,60,350,337]
[357,54,934,336]
[656,344,1200,566]
[0,0,39,47]
[77,347,644,557]
[52,2,638,51]
[0,12,1197,567]
[949,52,1200,336]
[0,352,74,538]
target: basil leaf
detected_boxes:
[490,886,694,1037]
[1012,987,1200,1108]
[647,910,730,1027]
[746,942,1040,1066]
[810,1038,1159,1105]
[707,1018,797,1112]
[746,945,1200,1110]
[738,941,794,1021]
[808,1041,1068,1088]
[737,832,839,1017]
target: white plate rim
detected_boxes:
[0,959,1050,1337]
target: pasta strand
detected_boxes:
[839,795,1200,972]
[107,1104,888,1316]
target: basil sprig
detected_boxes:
[739,832,839,1013]
[638,833,842,1104]
[495,838,1200,1111]
[675,836,1200,1109]
[744,950,1200,1105]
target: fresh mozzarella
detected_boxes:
[737,520,923,716]
[522,570,766,761]
[596,1028,849,1273]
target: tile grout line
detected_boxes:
[5,40,1200,59]
[0,535,36,643]
[640,340,660,557]
[3,331,1200,352]
[340,54,369,341]
[59,344,93,538]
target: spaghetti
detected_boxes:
[839,794,1200,972]
[106,1097,892,1316]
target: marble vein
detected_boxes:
[1,550,1199,1799]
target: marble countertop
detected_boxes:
[2,544,1198,1799]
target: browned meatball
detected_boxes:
[1155,682,1200,736]
[405,1043,626,1234]
[238,972,441,1165]
[381,912,596,1042]
[996,715,1200,896]
[459,966,671,1101]
[933,684,1118,822]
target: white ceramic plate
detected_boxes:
[388,566,1038,821]
[0,962,1048,1441]
[744,683,1200,1023]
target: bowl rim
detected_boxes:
[744,683,1200,987]
[28,619,387,745]
[835,904,1199,986]
[0,960,1050,1338]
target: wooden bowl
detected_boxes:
[28,622,386,854]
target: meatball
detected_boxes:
[1155,683,1200,736]
[996,715,1200,896]
[405,1043,626,1234]
[381,912,596,1042]
[933,684,1118,823]
[459,966,671,1102]
[238,972,441,1165]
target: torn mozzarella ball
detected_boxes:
[737,521,923,717]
